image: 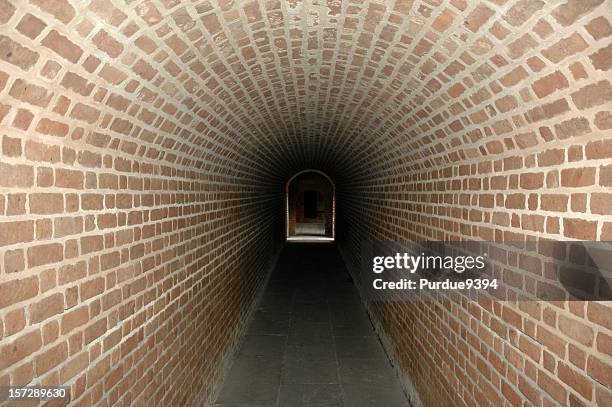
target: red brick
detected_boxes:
[99,64,128,85]
[570,194,586,214]
[100,251,120,270]
[560,168,595,187]
[596,387,612,407]
[104,363,123,391]
[36,118,70,138]
[0,102,9,122]
[571,80,612,109]
[41,30,82,63]
[32,225,51,249]
[503,0,544,26]
[55,168,84,189]
[0,220,34,246]
[0,0,15,23]
[0,330,42,370]
[0,69,7,90]
[506,194,525,209]
[594,111,612,130]
[552,0,604,27]
[558,362,593,399]
[532,71,568,98]
[13,109,34,130]
[27,243,64,267]
[88,0,127,26]
[78,150,102,168]
[587,302,612,330]
[538,370,566,403]
[590,43,612,71]
[40,322,58,346]
[55,216,84,238]
[7,193,28,214]
[41,60,61,80]
[596,333,612,357]
[26,140,61,163]
[60,71,95,96]
[81,194,104,211]
[4,308,26,336]
[519,172,544,190]
[587,355,611,388]
[554,117,591,139]
[2,135,21,157]
[542,33,588,63]
[569,62,588,80]
[60,352,89,382]
[92,30,123,57]
[599,163,612,186]
[88,355,110,388]
[563,218,597,240]
[15,13,46,39]
[97,213,118,229]
[558,315,594,346]
[500,66,528,87]
[32,0,75,24]
[4,249,25,273]
[70,103,101,124]
[29,193,63,214]
[84,318,107,345]
[518,375,541,405]
[538,149,564,166]
[110,118,133,135]
[0,34,39,70]
[586,16,612,40]
[533,18,554,39]
[101,290,122,314]
[464,3,494,32]
[9,79,53,107]
[35,342,68,375]
[591,193,612,215]
[61,306,88,335]
[29,293,64,324]
[541,195,568,213]
[133,59,157,81]
[80,277,105,301]
[526,99,570,123]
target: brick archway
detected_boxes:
[285,169,335,241]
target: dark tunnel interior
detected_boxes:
[0,1,611,406]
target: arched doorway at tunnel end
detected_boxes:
[285,170,335,242]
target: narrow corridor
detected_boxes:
[1,1,610,406]
[214,244,409,407]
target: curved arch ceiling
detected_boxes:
[30,0,607,186]
[1,1,610,405]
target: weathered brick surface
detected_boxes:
[0,0,610,406]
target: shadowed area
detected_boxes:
[0,1,610,406]
[215,243,410,407]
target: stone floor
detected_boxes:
[214,243,410,407]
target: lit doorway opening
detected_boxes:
[286,170,335,242]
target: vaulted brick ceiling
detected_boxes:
[1,1,611,405]
[4,0,609,185]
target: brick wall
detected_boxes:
[287,171,333,237]
[0,1,285,405]
[334,1,612,406]
[0,0,611,406]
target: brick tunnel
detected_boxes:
[0,0,611,406]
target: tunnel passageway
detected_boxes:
[0,0,611,406]
[286,170,335,242]
[215,243,409,407]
